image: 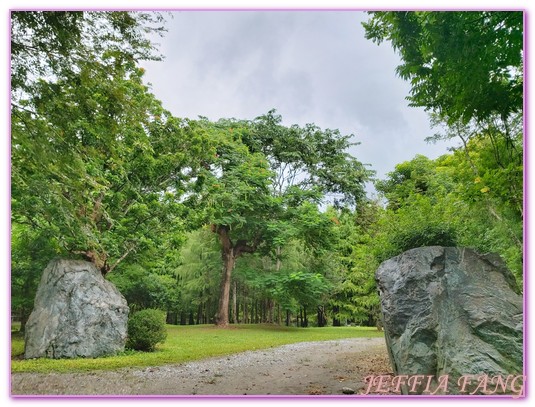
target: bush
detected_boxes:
[126,309,167,351]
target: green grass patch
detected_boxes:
[11,331,25,357]
[12,323,383,374]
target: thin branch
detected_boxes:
[108,244,137,273]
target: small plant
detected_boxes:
[126,309,167,352]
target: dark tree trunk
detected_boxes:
[253,301,257,323]
[286,310,291,327]
[189,311,195,325]
[166,312,176,325]
[301,308,308,327]
[317,305,327,327]
[19,307,31,333]
[197,304,202,325]
[332,305,341,327]
[262,299,267,323]
[244,294,249,324]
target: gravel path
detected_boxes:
[12,337,396,396]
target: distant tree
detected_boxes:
[328,205,383,327]
[173,229,223,324]
[107,265,178,313]
[11,224,60,332]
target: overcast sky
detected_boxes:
[141,11,455,191]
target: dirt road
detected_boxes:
[12,337,396,396]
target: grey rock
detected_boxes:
[376,247,523,394]
[342,387,355,394]
[24,259,129,359]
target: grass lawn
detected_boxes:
[11,324,383,374]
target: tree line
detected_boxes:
[11,11,523,331]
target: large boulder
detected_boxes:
[24,258,129,359]
[375,247,523,394]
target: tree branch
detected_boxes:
[107,244,137,274]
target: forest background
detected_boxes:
[8,8,524,332]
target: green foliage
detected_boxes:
[237,241,334,314]
[11,11,165,94]
[126,309,168,352]
[11,223,63,331]
[173,229,223,320]
[11,11,523,336]
[11,11,212,272]
[195,111,372,251]
[251,110,372,206]
[11,331,25,357]
[374,148,522,283]
[327,205,383,326]
[107,265,178,313]
[363,11,523,123]
[437,140,523,281]
[373,195,458,262]
[363,11,523,285]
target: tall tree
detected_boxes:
[191,112,371,326]
[11,11,211,273]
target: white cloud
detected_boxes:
[141,10,456,182]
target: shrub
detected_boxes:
[126,309,167,351]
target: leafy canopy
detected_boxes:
[11,11,212,272]
[363,11,523,124]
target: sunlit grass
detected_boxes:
[12,323,383,374]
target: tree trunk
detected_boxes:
[244,293,249,324]
[197,304,202,325]
[19,307,30,333]
[255,301,260,323]
[189,311,195,325]
[332,305,341,327]
[317,305,327,327]
[286,310,291,327]
[214,225,257,327]
[216,249,235,327]
[232,281,238,324]
[302,307,308,328]
[267,299,274,323]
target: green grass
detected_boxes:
[11,331,25,357]
[12,323,383,374]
